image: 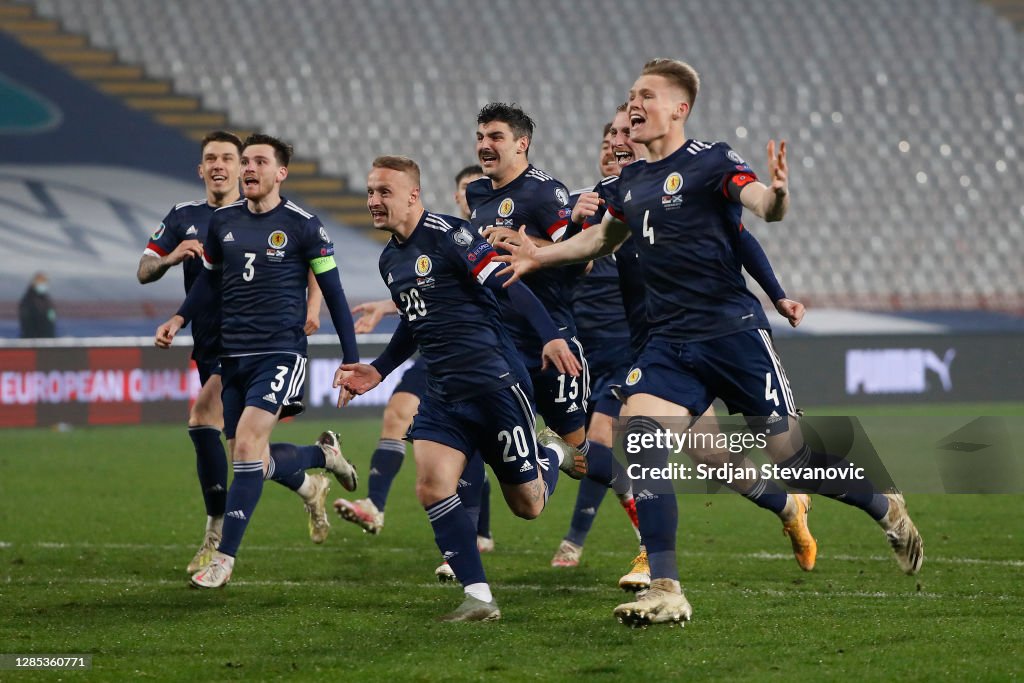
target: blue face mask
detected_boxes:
[33,283,48,295]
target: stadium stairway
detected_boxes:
[0,0,377,235]
[981,0,1024,30]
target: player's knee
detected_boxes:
[506,493,543,520]
[381,405,414,439]
[509,501,542,520]
[415,478,451,508]
[587,414,614,447]
[188,404,221,429]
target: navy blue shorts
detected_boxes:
[620,329,797,430]
[393,356,428,399]
[409,381,545,486]
[195,358,222,386]
[220,353,307,439]
[527,336,590,435]
[578,337,632,419]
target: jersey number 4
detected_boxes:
[642,210,655,245]
[399,288,427,320]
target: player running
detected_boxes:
[495,60,923,627]
[469,103,630,503]
[156,134,361,588]
[335,166,496,560]
[550,123,643,578]
[337,156,586,621]
[141,131,334,575]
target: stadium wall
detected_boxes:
[1,332,1022,429]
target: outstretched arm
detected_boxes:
[333,318,416,407]
[739,140,789,222]
[156,267,216,348]
[493,215,630,286]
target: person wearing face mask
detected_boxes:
[18,272,56,338]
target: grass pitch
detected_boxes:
[2,405,1023,680]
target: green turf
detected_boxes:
[1,406,1023,680]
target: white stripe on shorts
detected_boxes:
[757,329,797,416]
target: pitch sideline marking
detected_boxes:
[3,541,1023,568]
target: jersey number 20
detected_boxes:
[400,288,427,320]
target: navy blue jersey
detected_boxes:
[145,200,221,360]
[613,234,650,356]
[466,165,578,352]
[202,196,331,356]
[378,211,527,402]
[601,140,770,342]
[567,191,630,344]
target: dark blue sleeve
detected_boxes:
[370,318,416,378]
[175,266,216,324]
[314,269,360,364]
[480,271,560,343]
[145,206,181,256]
[738,227,786,301]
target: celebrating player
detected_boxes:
[337,156,585,621]
[156,134,361,588]
[335,165,495,559]
[495,60,923,627]
[470,103,630,500]
[552,124,643,579]
[140,131,331,575]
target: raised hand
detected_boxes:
[540,338,581,376]
[570,191,603,225]
[493,226,541,287]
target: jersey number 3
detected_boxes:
[242,252,256,281]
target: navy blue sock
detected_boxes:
[625,416,679,581]
[739,477,788,514]
[189,426,227,517]
[538,444,560,499]
[779,444,890,520]
[266,443,325,491]
[218,461,265,557]
[582,440,631,496]
[477,475,492,538]
[715,469,788,514]
[425,495,486,587]
[458,454,485,531]
[367,438,406,511]
[566,476,609,546]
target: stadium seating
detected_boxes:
[22,0,1024,309]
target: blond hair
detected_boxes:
[642,59,700,111]
[371,155,421,187]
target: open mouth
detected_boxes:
[630,114,645,127]
[479,151,498,164]
[243,177,259,188]
[369,209,387,221]
[614,150,633,164]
